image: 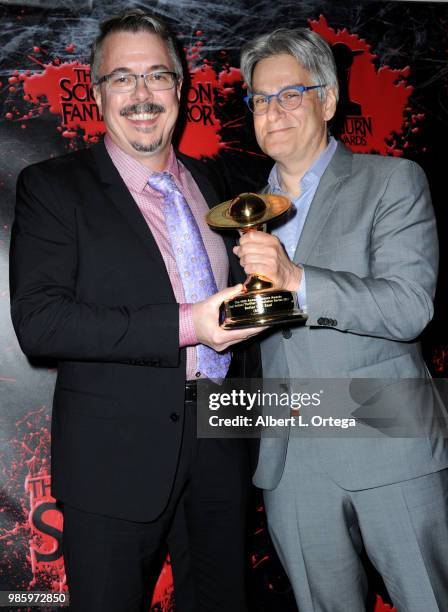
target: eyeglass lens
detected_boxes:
[250,88,304,114]
[106,72,176,92]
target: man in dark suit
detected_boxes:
[9,10,260,612]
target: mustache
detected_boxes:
[120,102,165,116]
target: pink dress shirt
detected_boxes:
[104,135,229,380]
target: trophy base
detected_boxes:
[220,289,308,330]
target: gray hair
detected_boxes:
[90,9,183,84]
[240,28,339,102]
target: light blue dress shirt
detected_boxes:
[268,137,338,311]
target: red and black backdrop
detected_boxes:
[1,1,447,610]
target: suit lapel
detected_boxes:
[91,141,175,298]
[293,143,353,264]
[178,155,219,209]
[179,153,240,282]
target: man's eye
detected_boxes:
[111,75,133,86]
[149,72,169,82]
[282,91,300,100]
[253,96,268,106]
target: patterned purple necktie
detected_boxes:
[148,172,231,379]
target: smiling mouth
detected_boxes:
[120,103,165,122]
[127,112,158,121]
[268,126,292,134]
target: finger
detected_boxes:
[220,325,266,340]
[239,251,276,265]
[215,284,244,301]
[239,231,275,245]
[242,263,276,278]
[216,325,268,350]
[238,243,278,260]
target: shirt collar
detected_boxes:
[268,136,338,193]
[104,134,181,194]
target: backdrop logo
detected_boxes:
[5,20,422,159]
[181,60,242,157]
[7,37,244,159]
[187,80,214,125]
[310,15,420,156]
[59,67,101,127]
[0,404,174,609]
[0,406,67,593]
[20,63,102,142]
[25,472,65,580]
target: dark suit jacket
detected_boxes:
[10,140,259,521]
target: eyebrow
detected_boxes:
[252,83,306,95]
[108,64,173,75]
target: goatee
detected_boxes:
[131,136,164,153]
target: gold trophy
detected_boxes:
[206,192,308,329]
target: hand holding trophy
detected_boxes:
[207,192,308,329]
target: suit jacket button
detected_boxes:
[170,412,180,422]
[317,317,326,325]
[282,328,292,339]
[331,319,337,326]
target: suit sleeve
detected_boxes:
[9,165,180,365]
[303,159,438,341]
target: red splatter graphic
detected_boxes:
[0,406,173,610]
[310,15,417,156]
[181,63,222,157]
[21,63,102,143]
[433,345,448,375]
[25,471,65,591]
[151,559,174,610]
[375,595,396,611]
[177,38,257,158]
[8,23,420,158]
[179,63,243,157]
[0,406,61,593]
[9,34,251,159]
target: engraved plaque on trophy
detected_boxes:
[206,192,308,329]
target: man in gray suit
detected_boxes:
[235,28,448,611]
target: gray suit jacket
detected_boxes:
[255,142,448,491]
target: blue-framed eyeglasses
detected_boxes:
[244,84,326,115]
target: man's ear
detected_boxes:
[176,78,183,101]
[322,86,337,122]
[93,85,103,116]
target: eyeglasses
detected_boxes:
[95,71,178,93]
[244,84,326,115]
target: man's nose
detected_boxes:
[266,95,285,119]
[132,76,154,100]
